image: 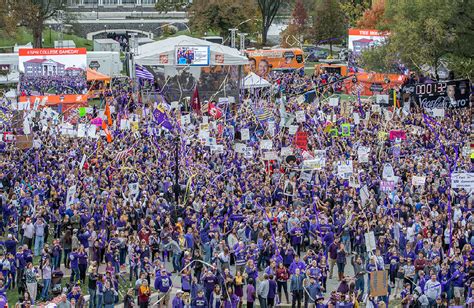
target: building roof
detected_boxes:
[24,58,48,64]
[353,38,374,44]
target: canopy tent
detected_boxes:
[135,35,249,66]
[242,72,271,89]
[87,68,111,82]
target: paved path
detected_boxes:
[56,255,368,307]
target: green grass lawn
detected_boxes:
[0,27,93,51]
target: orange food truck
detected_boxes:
[244,48,304,77]
[343,72,407,96]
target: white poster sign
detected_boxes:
[260,139,273,150]
[234,143,246,153]
[181,114,191,126]
[382,163,394,179]
[288,125,298,135]
[77,124,86,138]
[451,173,474,190]
[329,97,339,107]
[353,112,360,125]
[241,129,250,141]
[263,151,278,161]
[412,176,426,186]
[337,160,353,178]
[295,110,306,123]
[365,231,376,252]
[66,185,77,207]
[281,147,293,157]
[357,146,370,163]
[432,108,445,118]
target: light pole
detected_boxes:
[228,28,238,48]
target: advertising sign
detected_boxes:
[19,48,88,106]
[175,46,210,66]
[415,79,470,109]
[348,29,389,55]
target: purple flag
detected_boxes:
[153,108,173,130]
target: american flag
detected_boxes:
[135,64,154,80]
[115,147,134,161]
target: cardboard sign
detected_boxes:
[234,143,246,153]
[66,185,77,207]
[79,154,86,169]
[365,231,376,252]
[353,112,360,125]
[15,135,33,150]
[280,147,293,157]
[358,146,370,163]
[211,144,224,154]
[369,271,388,297]
[451,173,474,190]
[288,125,298,135]
[380,181,395,192]
[382,163,394,179]
[241,128,250,141]
[263,151,278,161]
[303,159,324,170]
[180,114,191,126]
[337,160,353,179]
[341,123,350,137]
[412,176,426,186]
[267,121,275,136]
[299,172,312,182]
[77,124,86,138]
[243,147,253,159]
[294,131,308,150]
[87,125,97,138]
[376,95,389,107]
[329,97,339,107]
[295,110,306,123]
[360,185,370,206]
[260,139,273,150]
[389,130,406,140]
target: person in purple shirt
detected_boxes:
[290,223,304,256]
[69,247,80,284]
[246,278,256,308]
[172,291,184,308]
[201,269,217,303]
[289,255,306,275]
[327,237,339,279]
[267,275,277,308]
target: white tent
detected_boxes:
[241,72,271,89]
[135,35,248,66]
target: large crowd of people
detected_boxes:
[0,67,472,308]
[19,75,88,97]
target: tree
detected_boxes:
[359,40,398,72]
[312,0,346,56]
[8,0,64,48]
[257,0,284,45]
[188,0,258,39]
[360,0,474,79]
[356,0,386,29]
[280,0,309,47]
[0,0,16,36]
[339,0,370,28]
[155,0,191,13]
